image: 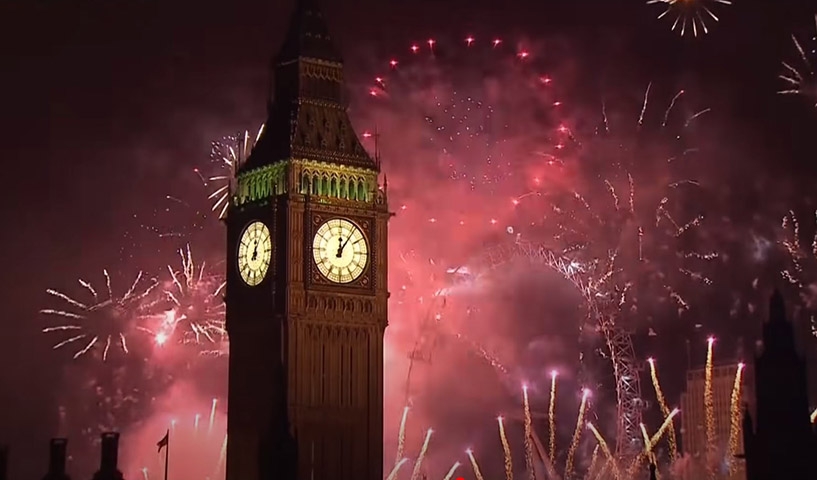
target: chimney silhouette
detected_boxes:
[43,439,70,480]
[92,433,124,480]
[0,445,8,480]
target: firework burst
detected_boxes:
[646,0,733,38]
[779,14,817,108]
[203,124,265,219]
[358,34,719,461]
[41,270,159,361]
[140,245,227,352]
[551,84,717,325]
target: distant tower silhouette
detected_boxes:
[742,291,817,479]
[42,439,70,480]
[91,433,123,480]
[0,445,8,480]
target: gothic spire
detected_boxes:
[240,0,375,173]
[274,0,342,65]
[769,289,786,325]
[762,290,797,354]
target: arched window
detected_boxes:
[330,177,338,197]
[349,177,358,201]
[312,174,320,195]
[322,175,330,196]
[301,173,310,194]
[339,177,348,199]
[357,180,366,201]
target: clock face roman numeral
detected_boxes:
[312,218,369,284]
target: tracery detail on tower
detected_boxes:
[234,160,377,207]
[297,324,372,409]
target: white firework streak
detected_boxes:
[41,270,159,361]
[138,245,226,349]
[779,15,817,108]
[646,0,733,38]
[205,124,265,219]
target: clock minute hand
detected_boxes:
[339,225,358,254]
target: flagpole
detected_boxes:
[164,429,169,480]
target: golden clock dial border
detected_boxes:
[312,217,368,284]
[237,220,273,287]
[307,213,374,290]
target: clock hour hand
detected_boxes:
[251,240,258,261]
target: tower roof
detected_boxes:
[274,0,342,65]
[238,0,375,173]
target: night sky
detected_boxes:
[2,0,817,478]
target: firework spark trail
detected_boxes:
[454,332,510,375]
[466,449,486,480]
[522,385,536,480]
[727,363,746,474]
[214,433,228,477]
[548,370,558,463]
[781,211,805,286]
[395,405,410,467]
[704,336,716,473]
[779,15,817,107]
[586,445,600,480]
[586,423,620,480]
[662,89,685,127]
[649,408,680,450]
[565,389,590,479]
[530,424,561,480]
[638,82,651,126]
[590,460,611,480]
[498,416,514,480]
[637,424,658,473]
[781,211,817,336]
[409,428,433,480]
[627,407,681,475]
[42,270,159,360]
[647,358,678,459]
[646,0,733,38]
[208,398,218,434]
[639,423,651,454]
[386,458,409,480]
[442,462,461,480]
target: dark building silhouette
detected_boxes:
[42,439,70,480]
[91,433,123,480]
[0,445,7,480]
[742,291,817,479]
[224,1,389,480]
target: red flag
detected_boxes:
[157,430,169,453]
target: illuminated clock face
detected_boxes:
[312,218,369,284]
[237,221,272,286]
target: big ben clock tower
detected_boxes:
[224,1,388,480]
